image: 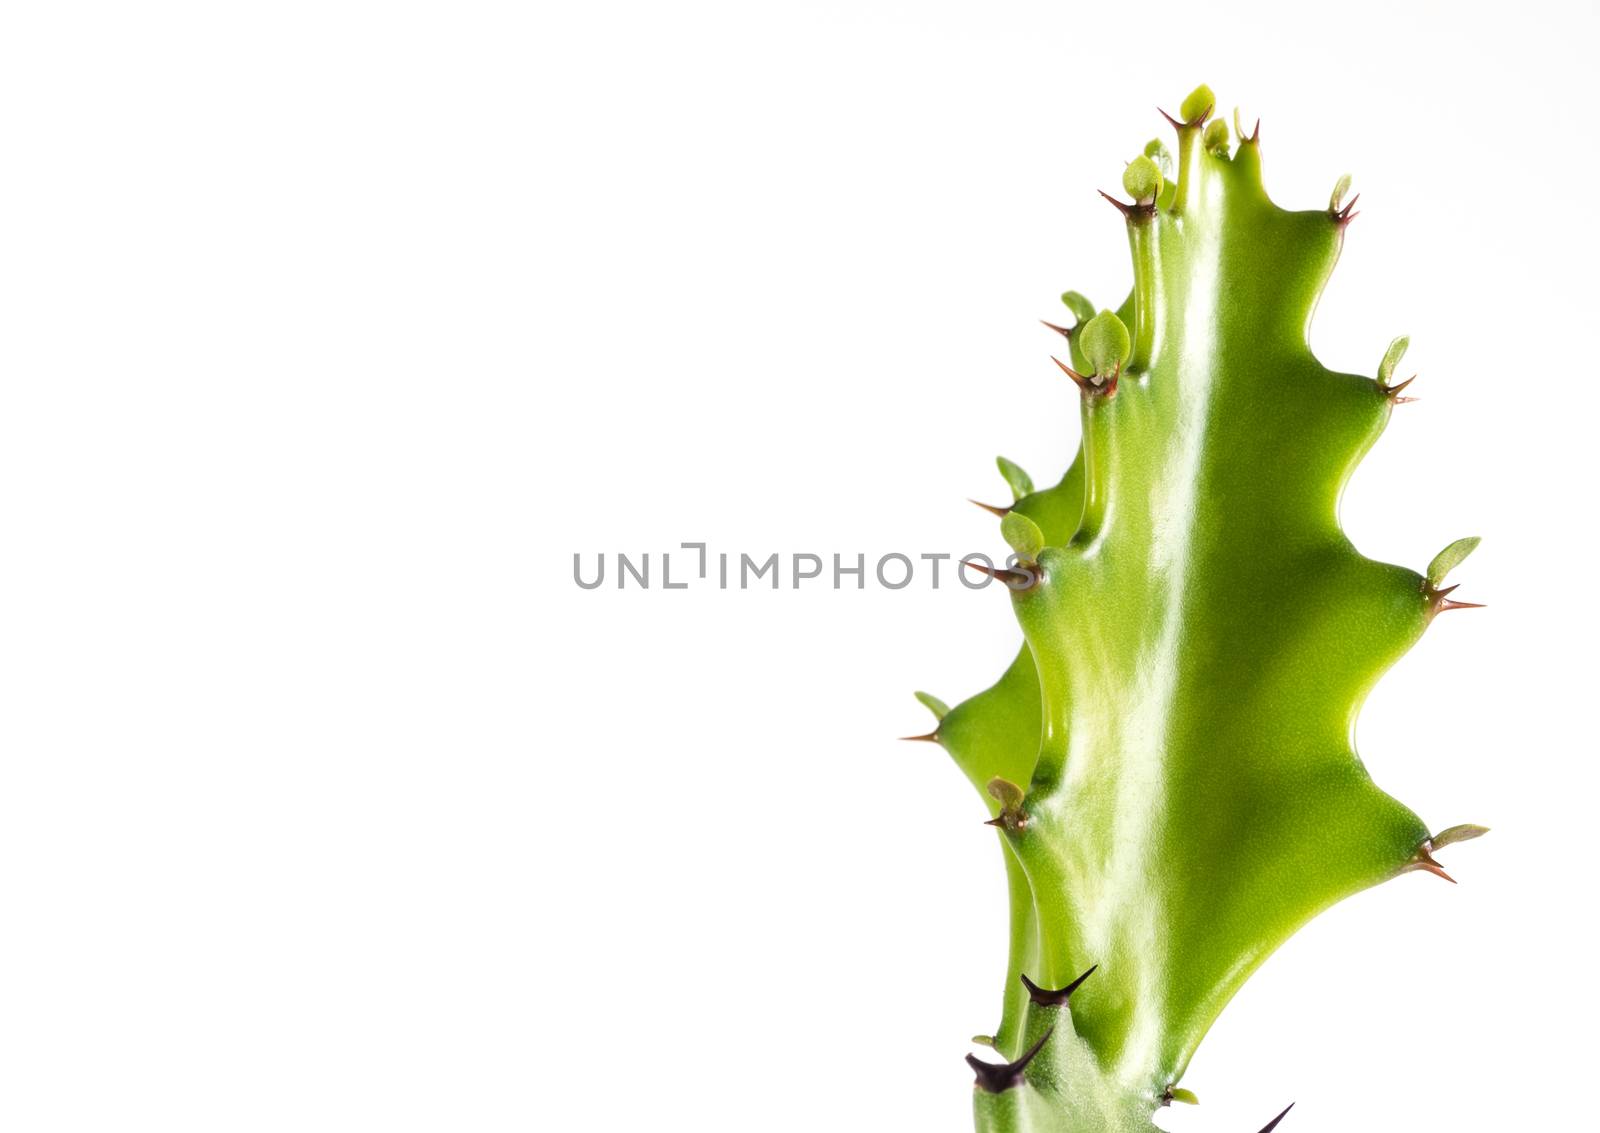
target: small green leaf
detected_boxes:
[1001,511,1045,560]
[1079,309,1131,377]
[1431,824,1490,849]
[914,690,950,721]
[1203,119,1229,154]
[1143,138,1173,178]
[1168,1088,1200,1105]
[1379,335,1410,385]
[1427,537,1481,588]
[996,456,1034,501]
[1059,290,1096,325]
[987,777,1025,812]
[1330,173,1353,212]
[1122,155,1164,203]
[971,1034,995,1047]
[1179,84,1215,124]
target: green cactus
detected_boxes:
[910,87,1485,1132]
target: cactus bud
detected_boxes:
[1001,511,1045,560]
[1426,537,1481,589]
[1330,173,1353,213]
[1203,118,1229,154]
[1379,335,1410,386]
[995,455,1034,501]
[1122,155,1164,204]
[1059,290,1096,326]
[1430,823,1490,849]
[1144,137,1173,179]
[1179,83,1215,124]
[1079,309,1131,378]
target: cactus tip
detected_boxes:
[965,1027,1053,1093]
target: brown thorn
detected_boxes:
[1411,844,1457,884]
[1040,319,1073,338]
[1097,189,1135,218]
[1019,964,1097,1007]
[965,1027,1053,1093]
[1439,598,1487,612]
[1333,193,1361,226]
[959,559,1034,590]
[1381,374,1418,402]
[1050,354,1092,393]
[1248,117,1261,143]
[1256,1103,1295,1133]
[899,731,940,744]
[969,498,1012,518]
[1156,106,1185,130]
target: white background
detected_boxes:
[3,2,1595,1130]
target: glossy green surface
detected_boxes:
[918,92,1481,1130]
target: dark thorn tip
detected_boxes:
[965,1027,1053,1093]
[1040,319,1073,338]
[1256,1102,1295,1133]
[899,731,940,744]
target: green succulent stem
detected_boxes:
[918,89,1483,1132]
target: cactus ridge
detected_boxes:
[911,87,1484,1132]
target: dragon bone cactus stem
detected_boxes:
[907,86,1486,1132]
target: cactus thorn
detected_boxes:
[1097,188,1151,222]
[1381,374,1418,402]
[1332,193,1361,226]
[969,498,1012,518]
[899,730,941,744]
[1410,844,1457,883]
[1256,1103,1295,1132]
[960,559,1035,590]
[1019,965,1097,1007]
[1051,354,1116,398]
[965,1027,1053,1093]
[1040,318,1074,338]
[1426,581,1485,615]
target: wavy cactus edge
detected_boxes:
[908,86,1486,1132]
